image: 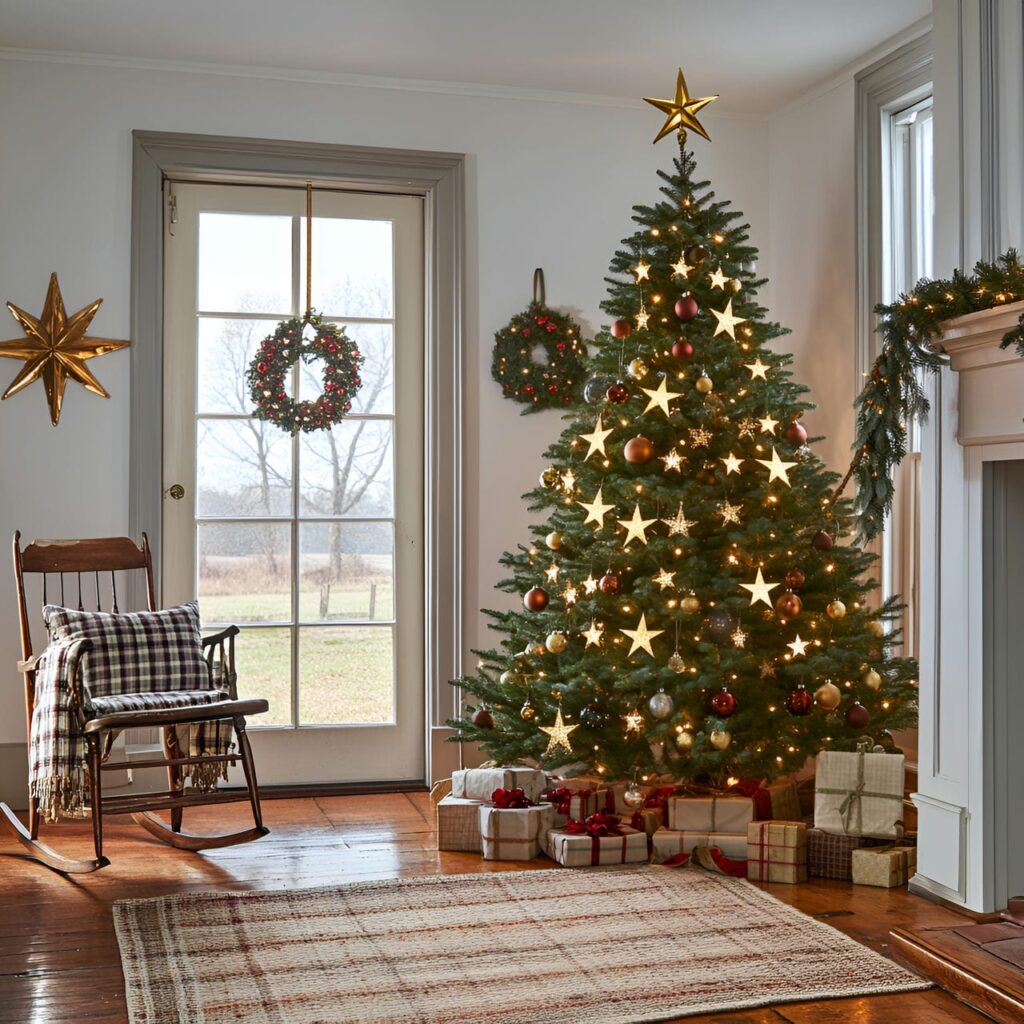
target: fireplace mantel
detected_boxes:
[912,299,1024,912]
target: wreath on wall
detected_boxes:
[246,313,364,434]
[491,269,588,413]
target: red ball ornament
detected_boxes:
[523,586,549,612]
[675,295,699,322]
[606,382,629,404]
[774,591,803,619]
[812,530,835,552]
[624,435,655,464]
[598,572,621,595]
[784,568,806,590]
[785,420,808,446]
[710,688,737,718]
[785,686,814,716]
[671,339,695,361]
[471,707,495,729]
[845,701,871,729]
[611,318,633,339]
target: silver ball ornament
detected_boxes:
[648,689,675,719]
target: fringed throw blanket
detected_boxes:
[29,601,235,823]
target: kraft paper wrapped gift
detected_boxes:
[436,796,482,852]
[667,794,754,833]
[627,807,664,837]
[451,766,547,803]
[764,780,802,822]
[650,828,747,864]
[814,750,905,839]
[746,820,808,883]
[542,786,610,826]
[851,844,917,888]
[479,803,554,861]
[807,826,884,879]
[545,823,648,867]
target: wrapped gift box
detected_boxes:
[814,750,905,839]
[451,766,547,804]
[650,829,747,864]
[542,786,610,826]
[545,823,648,867]
[436,795,483,852]
[667,794,754,833]
[746,820,808,883]
[807,826,885,879]
[479,803,554,862]
[764,780,802,822]
[627,807,664,837]
[851,844,917,888]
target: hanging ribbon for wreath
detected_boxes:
[491,268,588,413]
[247,184,364,434]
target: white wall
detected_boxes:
[0,55,769,746]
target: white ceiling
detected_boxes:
[0,0,931,115]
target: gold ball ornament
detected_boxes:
[500,669,522,686]
[624,435,655,464]
[667,651,686,673]
[869,620,885,638]
[862,668,883,691]
[775,591,803,619]
[546,531,563,551]
[519,699,537,721]
[545,631,568,654]
[826,599,847,620]
[694,372,714,394]
[815,680,842,710]
[539,466,560,488]
[627,357,649,380]
[680,594,701,615]
[675,728,694,751]
[709,728,732,751]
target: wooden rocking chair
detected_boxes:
[0,532,270,873]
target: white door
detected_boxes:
[162,182,425,785]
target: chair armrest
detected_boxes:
[203,625,240,700]
[201,625,240,647]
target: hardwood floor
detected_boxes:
[0,793,995,1023]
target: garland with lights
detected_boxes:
[842,249,1024,540]
[491,271,588,413]
[246,313,363,434]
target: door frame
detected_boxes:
[130,130,465,785]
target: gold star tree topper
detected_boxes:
[644,68,718,145]
[0,273,129,426]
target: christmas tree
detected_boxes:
[453,71,918,783]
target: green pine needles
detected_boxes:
[450,148,919,784]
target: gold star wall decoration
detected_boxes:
[579,486,616,528]
[618,503,657,547]
[756,446,797,485]
[739,567,780,608]
[621,612,664,657]
[661,502,694,537]
[643,67,718,145]
[0,273,130,426]
[539,708,579,756]
[641,375,683,418]
[580,415,613,461]
[711,298,746,340]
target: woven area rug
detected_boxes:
[114,867,929,1024]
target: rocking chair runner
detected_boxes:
[0,532,270,873]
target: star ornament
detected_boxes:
[661,503,694,537]
[579,486,616,528]
[580,415,613,461]
[739,567,780,608]
[643,67,718,145]
[708,266,729,290]
[652,567,676,591]
[624,708,645,734]
[539,708,579,756]
[717,500,742,526]
[635,307,651,331]
[787,634,810,658]
[641,375,683,418]
[620,613,664,657]
[756,446,797,486]
[745,358,770,380]
[660,447,684,472]
[0,273,130,426]
[721,452,743,475]
[671,255,691,279]
[582,621,604,648]
[632,260,652,282]
[617,503,657,548]
[711,298,747,340]
[583,573,599,596]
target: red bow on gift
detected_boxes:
[491,787,534,809]
[643,785,679,811]
[542,787,574,814]
[727,776,772,820]
[565,812,624,838]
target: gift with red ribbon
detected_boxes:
[479,801,554,861]
[746,819,808,883]
[490,787,534,809]
[546,813,647,867]
[542,785,609,825]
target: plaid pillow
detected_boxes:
[42,601,211,699]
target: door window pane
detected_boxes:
[198,522,291,623]
[232,627,292,727]
[197,318,291,415]
[299,522,394,622]
[299,626,394,725]
[197,418,292,517]
[299,420,394,518]
[300,217,394,319]
[198,212,292,313]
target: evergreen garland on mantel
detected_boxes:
[845,249,1024,540]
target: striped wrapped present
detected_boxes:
[436,795,483,852]
[479,803,554,861]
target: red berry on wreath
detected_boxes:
[524,385,535,395]
[257,362,268,373]
[675,295,699,321]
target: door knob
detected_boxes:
[165,484,185,500]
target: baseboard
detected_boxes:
[0,743,28,810]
